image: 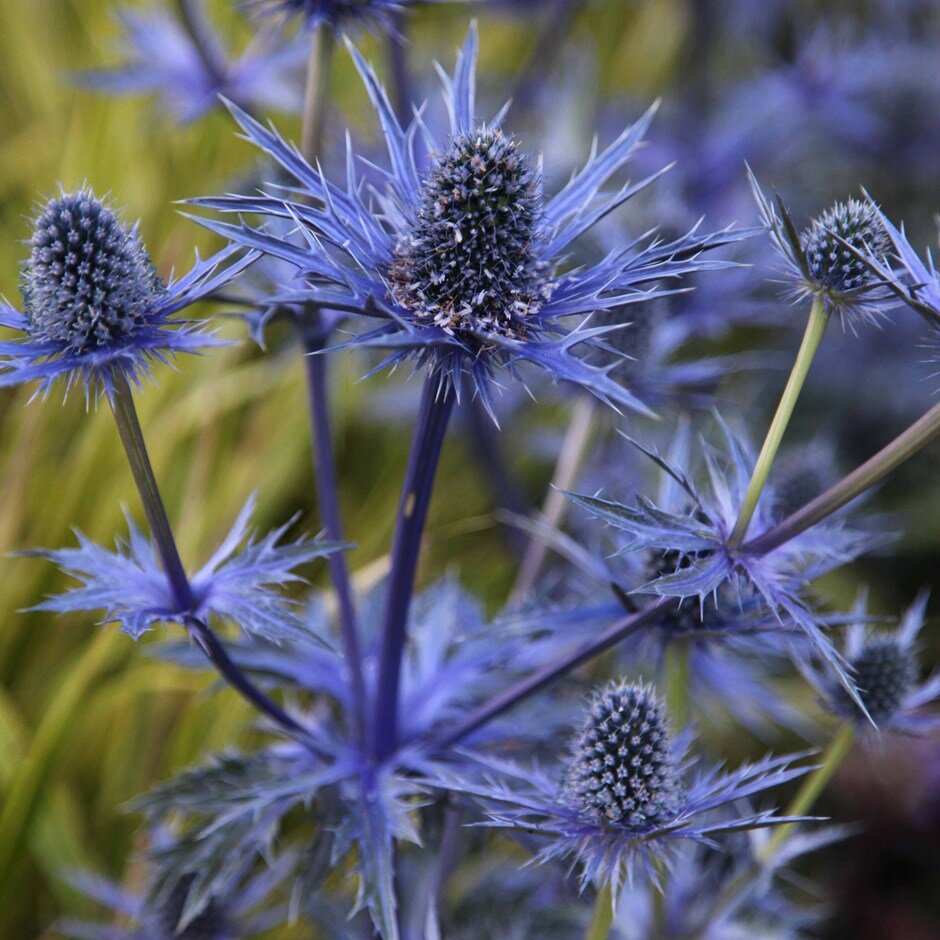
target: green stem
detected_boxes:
[744,399,940,556]
[301,25,334,165]
[585,883,614,940]
[760,722,854,862]
[729,298,829,546]
[665,641,691,727]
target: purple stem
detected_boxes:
[372,375,456,760]
[431,599,664,751]
[109,373,316,748]
[301,336,367,742]
[385,11,413,125]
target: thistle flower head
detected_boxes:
[748,168,894,325]
[390,127,547,340]
[0,188,254,399]
[813,592,940,734]
[801,198,889,296]
[831,639,915,723]
[21,190,164,354]
[192,27,746,418]
[567,680,682,829]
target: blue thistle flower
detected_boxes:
[25,495,346,644]
[0,188,255,398]
[73,4,306,124]
[748,169,894,327]
[434,679,816,903]
[563,419,881,716]
[566,681,682,829]
[191,27,744,417]
[815,592,940,733]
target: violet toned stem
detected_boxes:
[744,399,940,556]
[295,19,367,739]
[302,337,367,741]
[372,375,456,760]
[109,372,315,746]
[431,600,664,751]
[385,11,413,125]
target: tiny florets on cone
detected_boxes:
[20,189,164,355]
[566,680,682,829]
[390,126,548,339]
[801,198,889,295]
[832,639,916,723]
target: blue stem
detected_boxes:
[301,335,367,743]
[109,372,317,748]
[372,375,456,760]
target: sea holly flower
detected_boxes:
[0,188,255,398]
[25,495,345,645]
[748,169,893,327]
[192,27,744,418]
[74,3,305,124]
[435,681,815,903]
[814,592,940,734]
[563,420,880,712]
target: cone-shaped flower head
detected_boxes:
[748,168,893,325]
[567,680,681,829]
[0,187,253,398]
[390,127,548,341]
[831,638,916,724]
[192,27,745,417]
[802,198,889,298]
[21,190,164,355]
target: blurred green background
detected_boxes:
[0,1,937,938]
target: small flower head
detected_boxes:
[801,198,890,297]
[21,190,164,355]
[0,187,254,398]
[193,27,745,418]
[566,681,682,829]
[831,639,915,723]
[748,167,893,325]
[439,681,815,903]
[390,127,547,340]
[817,592,940,734]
